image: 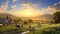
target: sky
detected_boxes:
[0,0,60,7]
[0,0,60,17]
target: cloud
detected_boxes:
[8,5,17,15]
[41,1,60,15]
[10,5,16,11]
[0,1,43,16]
[9,2,43,17]
[50,1,60,10]
[8,1,60,16]
[13,0,18,2]
[0,1,60,17]
[0,0,17,14]
[0,1,9,13]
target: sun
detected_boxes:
[18,8,40,17]
[23,11,32,16]
[15,3,40,17]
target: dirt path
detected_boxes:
[0,30,22,34]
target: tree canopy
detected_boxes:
[53,11,60,23]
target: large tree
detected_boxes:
[28,19,33,23]
[53,11,60,23]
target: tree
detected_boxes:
[24,21,27,24]
[0,17,2,24]
[53,11,60,23]
[28,19,33,23]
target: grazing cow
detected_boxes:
[16,24,23,29]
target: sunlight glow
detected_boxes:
[18,8,40,17]
[16,3,40,17]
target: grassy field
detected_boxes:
[27,24,60,34]
[0,24,60,34]
[0,25,16,32]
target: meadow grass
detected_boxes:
[0,23,60,34]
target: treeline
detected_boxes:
[53,11,60,24]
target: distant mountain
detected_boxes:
[20,14,54,21]
[38,14,53,21]
[0,13,54,21]
[0,13,18,19]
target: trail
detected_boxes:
[0,30,22,34]
[21,30,30,34]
